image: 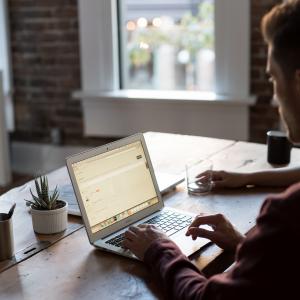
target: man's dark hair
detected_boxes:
[261,0,300,79]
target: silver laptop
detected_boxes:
[61,172,184,216]
[66,133,210,259]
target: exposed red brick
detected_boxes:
[8,0,82,144]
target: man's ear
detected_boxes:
[296,69,300,82]
[296,69,300,95]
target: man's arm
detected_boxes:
[124,182,300,299]
[209,167,300,189]
[245,167,300,186]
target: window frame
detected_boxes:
[118,0,216,92]
[0,0,14,131]
[78,0,250,99]
[76,0,253,141]
[0,0,12,185]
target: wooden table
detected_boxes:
[1,132,300,299]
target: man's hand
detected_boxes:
[123,224,169,260]
[198,170,249,189]
[186,214,245,251]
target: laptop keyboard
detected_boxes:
[105,210,193,248]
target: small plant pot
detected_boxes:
[30,200,68,234]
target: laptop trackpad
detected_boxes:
[170,230,210,257]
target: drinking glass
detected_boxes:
[185,159,213,195]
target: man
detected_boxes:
[123,1,300,299]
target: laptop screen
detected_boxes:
[72,141,159,234]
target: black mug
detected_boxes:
[267,130,292,165]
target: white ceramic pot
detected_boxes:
[30,200,68,234]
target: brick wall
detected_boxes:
[8,0,283,145]
[8,0,84,145]
[250,0,282,143]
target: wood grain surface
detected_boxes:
[1,132,299,299]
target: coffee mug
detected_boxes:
[267,130,292,165]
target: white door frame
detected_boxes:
[0,71,11,186]
[0,0,14,132]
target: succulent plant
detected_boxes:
[25,176,61,210]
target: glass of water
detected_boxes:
[185,159,213,195]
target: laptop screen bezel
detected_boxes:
[66,133,164,243]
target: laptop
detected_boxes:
[61,172,184,216]
[66,133,210,259]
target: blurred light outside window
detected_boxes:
[120,0,215,92]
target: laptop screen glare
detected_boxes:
[72,141,159,233]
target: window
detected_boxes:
[77,0,252,140]
[120,0,215,92]
[78,0,250,98]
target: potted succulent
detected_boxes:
[25,176,68,234]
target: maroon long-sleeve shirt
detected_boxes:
[144,182,300,300]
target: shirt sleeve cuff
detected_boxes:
[144,238,184,266]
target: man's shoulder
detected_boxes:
[266,181,300,205]
[281,181,300,197]
[259,181,300,225]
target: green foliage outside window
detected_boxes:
[127,2,214,68]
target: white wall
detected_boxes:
[215,0,250,97]
[77,91,254,141]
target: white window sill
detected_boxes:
[75,89,254,140]
[73,89,256,106]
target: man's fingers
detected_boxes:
[196,171,226,190]
[124,229,138,241]
[138,224,154,228]
[197,170,223,181]
[138,224,159,232]
[188,214,225,229]
[196,170,211,178]
[123,239,132,249]
[187,227,216,241]
[128,225,141,233]
[196,175,210,185]
[136,224,147,228]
